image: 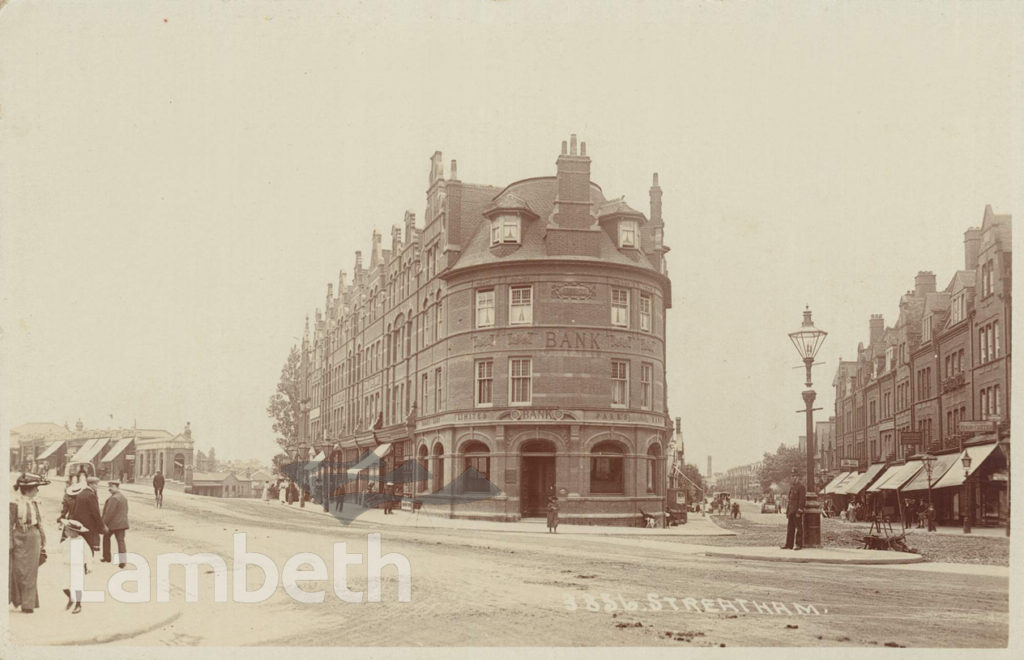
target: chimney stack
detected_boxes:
[869,314,884,345]
[391,225,403,254]
[552,133,593,229]
[354,251,363,273]
[404,211,416,244]
[338,269,347,293]
[964,227,981,271]
[429,151,443,185]
[370,230,382,268]
[649,172,663,250]
[914,271,936,297]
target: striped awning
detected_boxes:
[69,437,110,464]
[36,440,67,461]
[100,437,134,464]
[932,443,1000,490]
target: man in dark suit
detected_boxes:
[781,468,806,550]
[152,470,165,508]
[101,480,130,568]
[72,477,104,567]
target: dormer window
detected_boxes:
[619,220,638,248]
[490,215,521,245]
[951,293,966,324]
[922,316,932,342]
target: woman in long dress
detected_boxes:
[10,473,48,613]
[546,486,559,534]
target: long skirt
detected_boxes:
[546,509,558,529]
[9,526,41,610]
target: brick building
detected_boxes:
[289,136,675,525]
[831,207,1011,527]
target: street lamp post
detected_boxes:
[789,306,828,549]
[961,450,973,534]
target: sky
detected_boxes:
[1,1,1021,469]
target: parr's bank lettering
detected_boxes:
[545,331,601,350]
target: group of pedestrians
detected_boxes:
[9,471,131,615]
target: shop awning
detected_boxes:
[828,471,860,494]
[822,471,851,494]
[100,437,134,463]
[932,442,1000,490]
[901,453,961,492]
[880,460,924,491]
[866,464,904,493]
[840,463,887,495]
[345,443,393,477]
[69,437,110,464]
[304,451,326,472]
[36,440,67,461]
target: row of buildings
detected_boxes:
[11,420,196,485]
[286,135,677,525]
[821,207,1011,528]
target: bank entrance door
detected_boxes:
[520,440,556,517]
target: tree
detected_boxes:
[267,345,303,453]
[758,443,806,493]
[207,447,218,472]
[676,462,706,503]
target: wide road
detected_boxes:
[28,482,1010,648]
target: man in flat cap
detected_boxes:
[781,468,806,550]
[101,480,130,568]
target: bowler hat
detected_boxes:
[66,482,85,496]
[108,480,121,487]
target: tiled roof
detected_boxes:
[450,178,658,274]
[596,197,645,218]
[191,472,236,482]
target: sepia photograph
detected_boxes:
[1,1,1020,657]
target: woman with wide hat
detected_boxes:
[59,519,91,614]
[10,473,49,613]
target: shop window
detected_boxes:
[461,441,491,493]
[590,441,625,494]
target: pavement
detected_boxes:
[116,481,947,566]
[120,480,735,536]
[7,492,181,645]
[703,545,925,565]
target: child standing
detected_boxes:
[60,519,91,614]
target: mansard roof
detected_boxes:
[450,177,660,274]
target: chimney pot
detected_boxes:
[580,141,586,156]
[653,172,659,187]
[570,134,578,155]
[450,159,458,180]
[561,140,567,155]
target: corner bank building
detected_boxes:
[296,135,674,525]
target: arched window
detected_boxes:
[461,441,491,493]
[432,442,445,493]
[646,443,662,494]
[417,445,429,493]
[590,441,626,494]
